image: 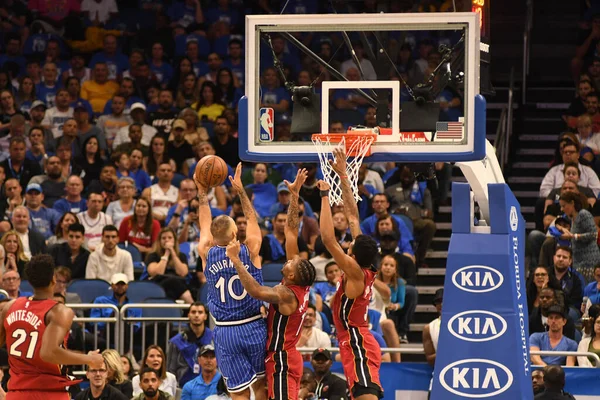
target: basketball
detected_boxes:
[194,155,228,188]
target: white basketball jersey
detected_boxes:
[150,184,179,218]
[77,211,113,249]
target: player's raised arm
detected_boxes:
[40,304,104,367]
[329,148,362,238]
[229,163,262,257]
[226,240,296,313]
[317,180,363,282]
[195,177,213,263]
[284,168,308,259]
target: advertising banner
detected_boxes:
[430,183,532,399]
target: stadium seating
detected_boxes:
[67,279,111,304]
[126,281,166,303]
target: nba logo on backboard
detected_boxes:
[259,108,274,142]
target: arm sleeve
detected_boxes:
[396,281,406,308]
[118,218,130,242]
[529,333,541,349]
[585,167,600,197]
[539,169,556,198]
[123,252,134,281]
[85,253,97,279]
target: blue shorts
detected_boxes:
[214,318,267,392]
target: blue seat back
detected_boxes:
[20,280,33,294]
[127,281,166,302]
[141,298,182,318]
[67,279,111,304]
[118,242,145,272]
[262,263,284,282]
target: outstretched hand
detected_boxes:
[284,168,308,196]
[316,180,331,191]
[329,148,347,176]
[228,163,244,194]
[226,239,241,261]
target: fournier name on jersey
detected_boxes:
[207,258,251,276]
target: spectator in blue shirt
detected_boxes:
[167,0,203,29]
[25,183,61,240]
[36,62,61,107]
[530,305,578,366]
[53,175,88,214]
[246,163,277,219]
[180,345,221,400]
[583,264,600,297]
[167,302,213,387]
[90,35,130,81]
[362,193,415,262]
[313,261,340,310]
[222,39,244,86]
[90,273,142,350]
[268,182,315,219]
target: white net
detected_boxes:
[312,134,376,206]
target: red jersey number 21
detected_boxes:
[10,329,39,359]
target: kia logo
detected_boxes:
[439,358,513,398]
[509,206,518,232]
[448,310,507,342]
[452,266,504,293]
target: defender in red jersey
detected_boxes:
[0,254,104,400]
[318,148,384,400]
[226,169,316,400]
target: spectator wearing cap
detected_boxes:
[27,100,56,152]
[90,272,142,345]
[534,365,575,400]
[168,119,195,174]
[180,345,220,400]
[86,225,134,282]
[49,223,90,279]
[114,103,157,150]
[97,94,132,150]
[310,349,347,400]
[11,205,46,258]
[530,305,577,366]
[268,182,316,219]
[25,183,61,240]
[81,62,120,114]
[41,88,74,139]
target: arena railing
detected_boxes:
[69,303,120,351]
[119,303,189,356]
[299,347,600,367]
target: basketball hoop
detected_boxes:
[311,131,377,206]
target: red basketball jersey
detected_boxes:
[332,268,377,333]
[266,284,311,352]
[4,297,77,392]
